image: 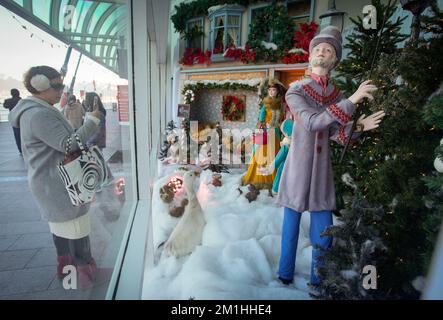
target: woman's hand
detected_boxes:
[349,80,378,105]
[91,109,101,118]
[356,110,386,132]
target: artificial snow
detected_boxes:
[142,167,315,300]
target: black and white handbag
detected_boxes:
[58,134,112,206]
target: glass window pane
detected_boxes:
[250,6,267,23]
[75,0,94,33]
[87,2,112,34]
[250,6,271,41]
[213,26,224,53]
[227,15,239,26]
[32,0,50,24]
[186,18,203,49]
[293,15,310,28]
[287,0,311,17]
[227,27,239,48]
[0,0,134,300]
[215,15,224,28]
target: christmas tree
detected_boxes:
[319,0,443,299]
[422,84,443,270]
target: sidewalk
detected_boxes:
[0,110,124,300]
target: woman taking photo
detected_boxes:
[9,65,101,289]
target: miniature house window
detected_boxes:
[286,0,314,27]
[186,17,204,49]
[248,3,272,42]
[208,5,244,56]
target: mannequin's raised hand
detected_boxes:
[349,80,378,105]
[356,110,386,132]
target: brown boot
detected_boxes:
[77,260,96,289]
[56,255,74,279]
[77,259,113,289]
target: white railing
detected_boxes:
[0,107,9,123]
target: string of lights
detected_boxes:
[9,13,68,49]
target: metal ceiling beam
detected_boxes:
[90,3,119,61]
[50,0,61,32]
[81,1,100,35]
[69,39,118,46]
[62,31,119,40]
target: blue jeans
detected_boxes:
[278,207,332,285]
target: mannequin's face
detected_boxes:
[268,87,278,97]
[309,43,337,70]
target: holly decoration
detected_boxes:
[221,95,245,121]
[293,21,318,52]
[223,44,256,63]
[282,49,309,64]
[181,47,212,66]
[282,21,318,64]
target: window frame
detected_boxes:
[185,16,205,49]
[247,2,272,40]
[208,8,243,61]
[284,0,315,25]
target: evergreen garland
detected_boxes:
[247,4,295,62]
[182,81,258,96]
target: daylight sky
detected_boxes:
[0,5,126,100]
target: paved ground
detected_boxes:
[0,109,127,299]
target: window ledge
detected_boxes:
[211,54,235,63]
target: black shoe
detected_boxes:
[278,276,293,286]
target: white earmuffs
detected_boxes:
[30,74,51,92]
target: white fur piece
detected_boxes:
[289,48,308,55]
[261,41,278,50]
[30,74,51,92]
[164,171,206,257]
[281,136,291,146]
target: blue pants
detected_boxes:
[278,207,332,285]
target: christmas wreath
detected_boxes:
[221,95,245,121]
[247,5,294,63]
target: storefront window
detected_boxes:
[0,0,134,299]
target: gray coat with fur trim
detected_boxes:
[277,77,359,212]
[9,97,99,222]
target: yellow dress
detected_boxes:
[242,105,281,189]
